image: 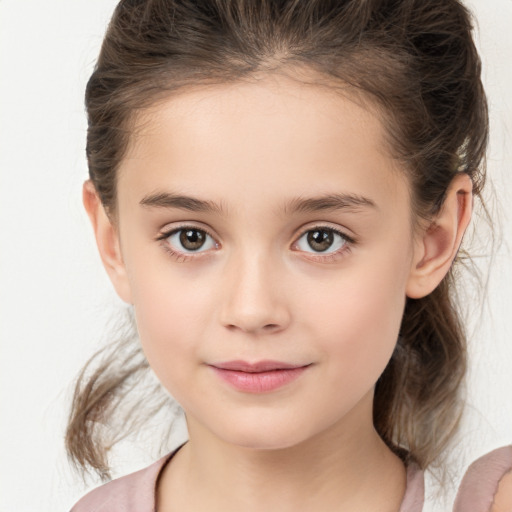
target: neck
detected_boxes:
[158,392,407,512]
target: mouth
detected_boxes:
[208,360,311,393]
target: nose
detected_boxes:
[218,249,291,335]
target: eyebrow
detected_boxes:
[140,192,227,215]
[139,191,377,215]
[282,193,377,215]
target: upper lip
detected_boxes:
[210,360,308,373]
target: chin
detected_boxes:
[211,417,317,453]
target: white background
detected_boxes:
[0,1,511,510]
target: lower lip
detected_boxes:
[210,366,308,393]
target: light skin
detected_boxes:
[84,71,472,512]
[492,471,512,512]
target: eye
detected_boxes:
[294,227,351,254]
[162,227,217,253]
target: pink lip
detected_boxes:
[209,360,310,393]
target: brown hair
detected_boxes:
[66,0,488,481]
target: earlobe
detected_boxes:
[82,180,133,303]
[406,173,473,299]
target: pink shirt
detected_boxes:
[70,445,512,512]
[453,446,512,512]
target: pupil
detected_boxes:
[307,230,333,252]
[180,229,205,250]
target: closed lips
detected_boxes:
[210,360,310,372]
[208,361,311,393]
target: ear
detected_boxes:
[82,180,133,303]
[406,173,473,299]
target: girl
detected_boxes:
[65,0,512,510]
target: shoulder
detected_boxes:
[453,445,512,512]
[69,452,174,512]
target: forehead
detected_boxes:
[118,72,410,216]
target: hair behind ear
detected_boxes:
[374,274,466,469]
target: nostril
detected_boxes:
[224,322,281,334]
[263,324,281,332]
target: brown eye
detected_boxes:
[307,229,334,252]
[295,227,349,254]
[180,229,206,250]
[164,228,217,253]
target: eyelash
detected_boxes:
[156,225,218,263]
[155,224,356,263]
[292,226,355,263]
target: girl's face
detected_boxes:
[113,73,421,450]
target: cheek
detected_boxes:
[309,253,409,385]
[128,264,213,388]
